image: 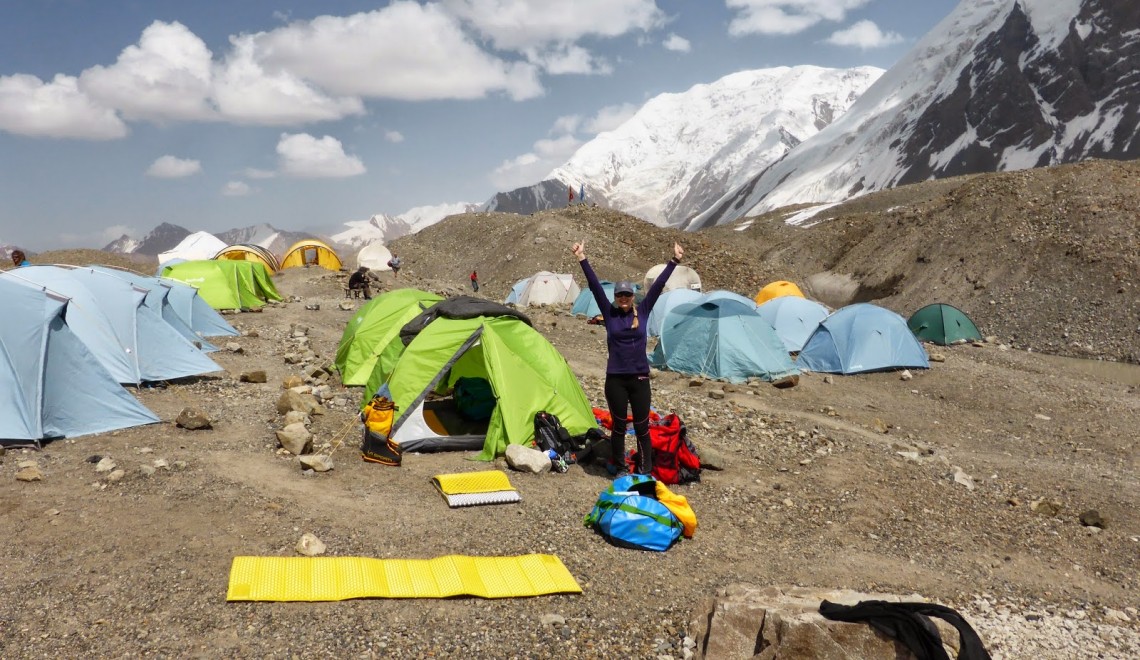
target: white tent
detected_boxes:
[644,263,702,294]
[513,271,580,306]
[356,242,393,271]
[158,232,227,268]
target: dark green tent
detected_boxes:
[908,303,982,345]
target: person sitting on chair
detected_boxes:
[348,266,374,299]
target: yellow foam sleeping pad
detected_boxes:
[226,554,582,601]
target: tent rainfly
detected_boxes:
[280,239,343,272]
[214,244,281,273]
[754,281,805,306]
[756,296,830,353]
[506,271,580,306]
[335,288,444,386]
[2,265,222,384]
[362,297,594,460]
[908,303,982,345]
[0,278,159,446]
[798,303,930,374]
[650,298,798,383]
[161,260,283,310]
[643,263,701,294]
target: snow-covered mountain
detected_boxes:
[483,65,883,226]
[103,222,191,255]
[332,202,479,249]
[216,223,279,250]
[689,0,1140,229]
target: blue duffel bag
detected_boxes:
[584,475,683,552]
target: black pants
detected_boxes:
[471,280,479,292]
[604,373,653,473]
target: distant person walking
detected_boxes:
[10,250,29,267]
[573,239,684,478]
[348,266,374,299]
[470,270,479,292]
[387,253,402,279]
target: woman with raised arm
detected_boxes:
[572,239,684,478]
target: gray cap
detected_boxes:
[614,280,635,295]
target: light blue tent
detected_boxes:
[0,279,159,446]
[798,303,930,374]
[160,277,239,339]
[650,298,798,383]
[647,288,702,337]
[503,277,528,304]
[699,290,757,308]
[757,296,830,352]
[571,281,644,317]
[89,266,219,352]
[571,280,614,317]
[1,266,221,384]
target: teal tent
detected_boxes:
[0,278,159,446]
[571,280,614,317]
[798,303,930,374]
[650,298,798,383]
[908,303,982,345]
[756,296,830,352]
[647,288,702,337]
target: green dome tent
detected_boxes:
[160,260,282,310]
[363,299,595,461]
[908,303,982,345]
[335,288,443,386]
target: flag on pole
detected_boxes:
[568,184,575,203]
[579,184,585,204]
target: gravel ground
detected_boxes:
[2,160,1138,658]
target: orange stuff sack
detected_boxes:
[655,481,697,538]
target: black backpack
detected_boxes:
[533,411,575,454]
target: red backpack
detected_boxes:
[627,413,701,485]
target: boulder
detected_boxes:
[689,584,962,660]
[240,370,268,383]
[176,407,212,430]
[505,444,552,474]
[276,423,313,455]
[276,390,321,416]
[282,375,304,389]
[299,454,333,472]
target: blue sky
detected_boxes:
[0,0,958,250]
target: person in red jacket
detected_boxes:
[470,270,479,292]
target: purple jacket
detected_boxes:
[580,258,677,375]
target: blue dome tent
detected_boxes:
[756,296,830,352]
[650,298,798,383]
[798,303,930,374]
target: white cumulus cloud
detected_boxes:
[79,21,217,122]
[490,131,581,190]
[384,130,405,143]
[0,73,127,139]
[825,20,904,49]
[276,133,366,178]
[244,3,542,101]
[222,181,253,196]
[146,155,201,178]
[663,33,691,52]
[443,0,666,51]
[726,0,870,36]
[243,167,276,179]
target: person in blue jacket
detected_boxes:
[572,239,684,477]
[11,249,30,267]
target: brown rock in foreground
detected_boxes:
[689,584,963,659]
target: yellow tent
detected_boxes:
[754,280,805,305]
[214,244,280,273]
[280,239,343,272]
